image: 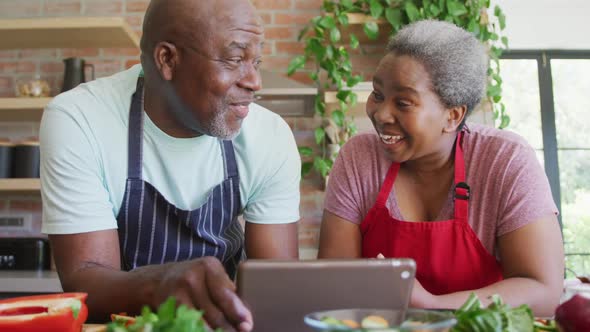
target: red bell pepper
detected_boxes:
[0,292,88,332]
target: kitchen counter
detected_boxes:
[0,270,62,293]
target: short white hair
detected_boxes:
[387,19,488,114]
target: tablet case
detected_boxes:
[237,259,416,332]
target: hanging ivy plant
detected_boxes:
[288,0,508,180]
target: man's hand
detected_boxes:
[50,231,253,331]
[150,257,253,332]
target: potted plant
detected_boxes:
[288,0,508,183]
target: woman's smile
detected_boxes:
[378,132,406,145]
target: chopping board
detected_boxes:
[83,324,107,332]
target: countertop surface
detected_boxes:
[0,270,62,293]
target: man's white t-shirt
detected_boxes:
[41,65,300,234]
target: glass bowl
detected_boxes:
[304,308,456,332]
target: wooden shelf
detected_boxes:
[0,17,140,49]
[0,98,50,121]
[0,179,40,194]
[346,13,386,25]
[324,90,371,104]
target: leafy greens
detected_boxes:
[453,293,545,332]
[106,297,221,332]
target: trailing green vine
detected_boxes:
[288,0,508,180]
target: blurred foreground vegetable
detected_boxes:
[0,292,88,332]
[555,294,590,332]
[452,293,536,332]
[107,297,221,332]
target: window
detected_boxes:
[501,51,590,277]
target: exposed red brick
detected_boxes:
[89,60,122,77]
[294,117,322,132]
[83,0,123,15]
[294,0,322,10]
[102,48,140,57]
[47,75,63,96]
[301,173,324,191]
[264,27,296,40]
[300,216,322,226]
[283,117,296,130]
[9,200,34,211]
[125,15,144,30]
[18,49,58,59]
[126,0,149,13]
[17,61,36,74]
[31,201,43,211]
[298,225,320,248]
[350,54,381,72]
[0,61,36,74]
[0,62,18,73]
[274,12,316,25]
[340,24,391,45]
[275,41,305,55]
[41,61,65,74]
[260,56,292,71]
[287,71,314,85]
[262,42,273,56]
[44,0,81,15]
[60,48,100,58]
[0,51,17,59]
[300,196,323,219]
[252,0,292,10]
[0,1,41,16]
[259,13,272,25]
[125,59,141,69]
[0,77,13,90]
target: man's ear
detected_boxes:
[153,42,178,81]
[443,105,467,133]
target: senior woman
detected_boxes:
[319,20,564,316]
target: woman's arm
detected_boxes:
[318,210,362,258]
[415,214,564,316]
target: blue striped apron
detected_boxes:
[116,76,244,279]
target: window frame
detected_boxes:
[501,50,590,230]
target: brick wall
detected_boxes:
[0,0,386,257]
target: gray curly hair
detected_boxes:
[387,20,488,122]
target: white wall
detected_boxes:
[493,0,590,49]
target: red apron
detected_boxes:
[360,132,503,295]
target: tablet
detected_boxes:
[237,259,416,332]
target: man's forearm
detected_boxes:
[60,264,161,322]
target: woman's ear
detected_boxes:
[443,105,467,133]
[153,42,178,81]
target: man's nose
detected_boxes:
[238,63,262,92]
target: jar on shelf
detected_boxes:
[15,74,51,98]
[11,137,40,178]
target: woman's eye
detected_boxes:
[397,100,412,108]
[371,91,384,102]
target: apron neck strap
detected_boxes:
[375,162,400,208]
[453,131,469,223]
[374,130,470,223]
[127,76,240,181]
[127,76,145,179]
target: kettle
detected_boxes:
[61,57,95,92]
